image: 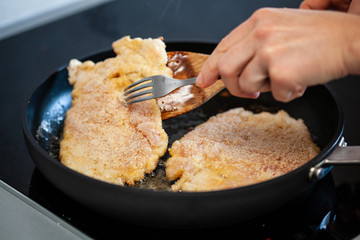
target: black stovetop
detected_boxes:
[1,1,359,239]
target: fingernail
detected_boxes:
[253,92,260,99]
[247,92,260,99]
[285,91,293,101]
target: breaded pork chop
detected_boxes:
[166,108,320,192]
[60,36,172,185]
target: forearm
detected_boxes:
[300,0,360,75]
[345,14,360,75]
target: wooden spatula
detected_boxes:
[158,51,224,120]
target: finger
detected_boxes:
[270,75,306,102]
[299,0,331,9]
[196,58,220,88]
[196,14,256,88]
[237,55,271,94]
[217,36,257,97]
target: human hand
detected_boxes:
[196,8,360,102]
[300,0,352,11]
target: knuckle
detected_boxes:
[253,23,272,41]
[252,7,273,20]
[217,36,231,54]
[218,58,235,78]
[251,9,277,42]
[270,72,306,102]
[258,45,275,64]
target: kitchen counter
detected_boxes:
[0,1,359,239]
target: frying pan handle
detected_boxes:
[309,137,360,180]
[309,0,360,180]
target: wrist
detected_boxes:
[344,15,360,75]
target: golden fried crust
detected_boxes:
[166,108,320,192]
[60,36,172,185]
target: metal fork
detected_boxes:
[123,75,196,104]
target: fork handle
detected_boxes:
[158,77,197,97]
[163,77,197,90]
[178,77,196,86]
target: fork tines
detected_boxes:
[123,77,154,104]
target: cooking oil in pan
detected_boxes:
[35,104,208,191]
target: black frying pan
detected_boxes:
[22,42,347,228]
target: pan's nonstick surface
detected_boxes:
[23,43,344,227]
[30,68,341,191]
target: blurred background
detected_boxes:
[0,0,111,40]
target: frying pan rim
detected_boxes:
[22,47,345,198]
